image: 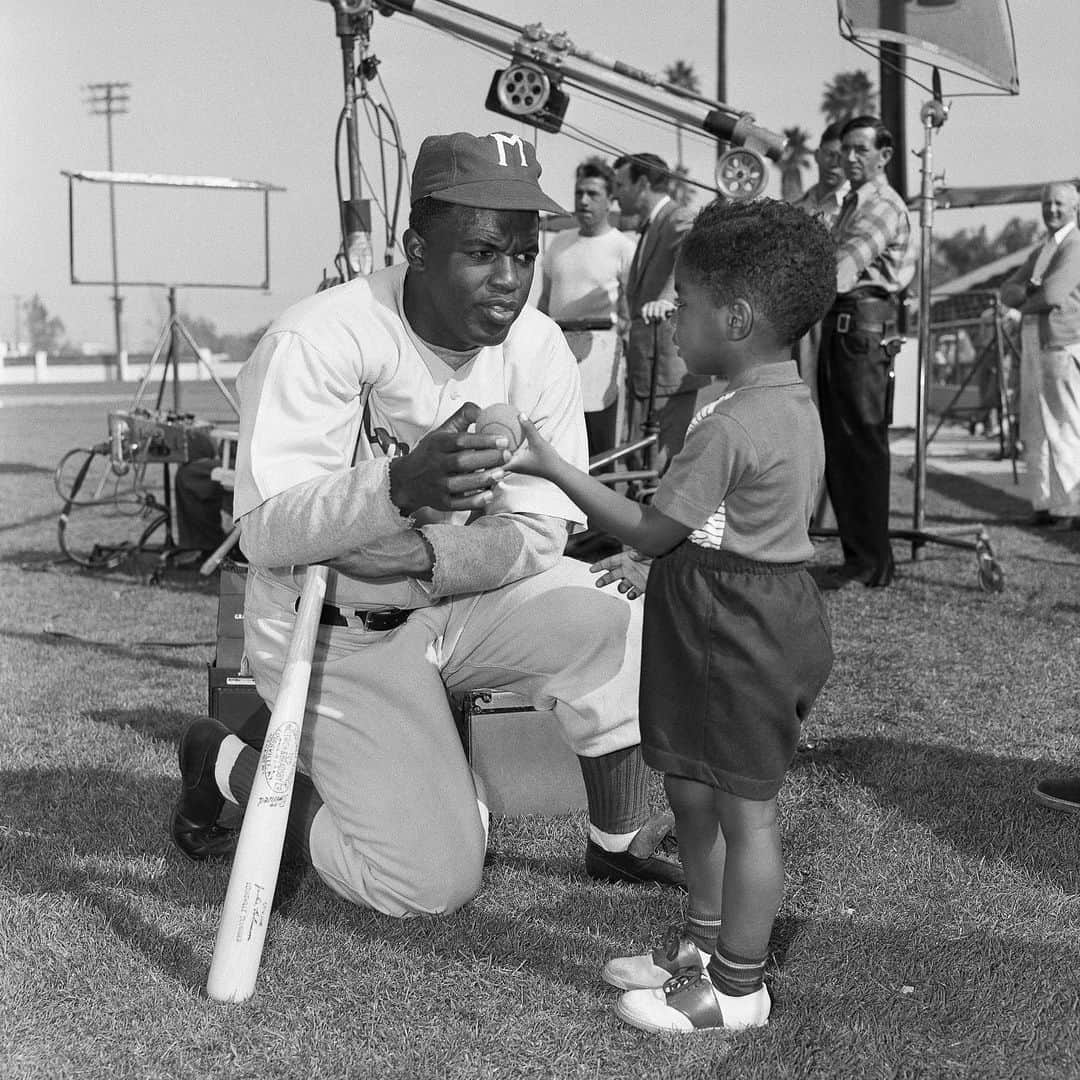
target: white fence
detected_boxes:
[0,349,244,385]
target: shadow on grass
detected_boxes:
[0,759,625,999]
[2,551,74,574]
[7,731,1074,1015]
[768,916,1080,1077]
[0,548,223,593]
[87,705,207,742]
[1,767,210,993]
[0,509,64,533]
[476,839,806,974]
[794,735,1080,894]
[7,755,1080,1074]
[892,451,1080,542]
[922,465,1026,521]
[922,466,1080,548]
[0,462,53,475]
[0,629,209,671]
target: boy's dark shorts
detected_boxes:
[640,543,834,801]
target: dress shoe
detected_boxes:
[810,564,857,591]
[1049,516,1080,532]
[585,812,685,889]
[812,562,893,590]
[172,718,238,861]
[1032,775,1080,814]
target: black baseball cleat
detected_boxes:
[585,812,686,890]
[171,718,238,862]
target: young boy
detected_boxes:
[508,197,836,1034]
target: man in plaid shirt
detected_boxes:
[815,115,916,590]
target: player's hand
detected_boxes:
[590,548,651,598]
[388,404,510,514]
[641,299,675,324]
[506,415,564,479]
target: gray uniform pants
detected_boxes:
[244,557,642,916]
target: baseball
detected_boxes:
[475,403,524,451]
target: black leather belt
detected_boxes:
[829,312,895,335]
[828,294,897,335]
[296,598,410,631]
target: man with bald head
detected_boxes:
[1001,181,1080,529]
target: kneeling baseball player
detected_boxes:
[171,130,682,916]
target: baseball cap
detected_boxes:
[410,131,567,214]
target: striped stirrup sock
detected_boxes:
[577,745,650,837]
[707,940,767,997]
[685,909,723,954]
[228,746,323,862]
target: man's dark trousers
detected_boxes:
[817,294,897,585]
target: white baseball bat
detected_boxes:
[206,562,329,1003]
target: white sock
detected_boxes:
[213,734,245,805]
[471,768,490,851]
[589,824,636,852]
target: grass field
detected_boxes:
[2,382,1079,1080]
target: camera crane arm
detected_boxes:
[317,0,786,282]
[373,0,786,164]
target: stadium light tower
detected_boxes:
[84,81,130,367]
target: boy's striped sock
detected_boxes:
[707,940,767,997]
[685,909,723,954]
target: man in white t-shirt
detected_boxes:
[539,158,636,455]
[169,131,683,918]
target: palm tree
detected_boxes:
[663,60,700,174]
[821,70,878,124]
[663,59,700,207]
[778,126,813,202]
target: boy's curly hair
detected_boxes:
[679,198,837,345]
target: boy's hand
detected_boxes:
[590,549,652,599]
[506,415,565,478]
[388,404,509,513]
[641,299,676,324]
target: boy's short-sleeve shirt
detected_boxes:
[651,361,824,562]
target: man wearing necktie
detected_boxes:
[612,153,711,472]
[793,121,850,533]
[1000,181,1080,529]
[814,116,916,590]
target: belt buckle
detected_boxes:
[309,598,408,631]
[836,312,851,334]
[362,608,408,632]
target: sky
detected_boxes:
[3,1,1076,353]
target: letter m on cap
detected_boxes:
[488,132,529,167]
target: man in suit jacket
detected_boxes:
[1000,181,1080,528]
[612,153,710,471]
